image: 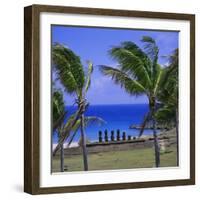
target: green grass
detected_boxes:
[52,145,177,172]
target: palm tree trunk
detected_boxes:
[152,108,160,167]
[80,113,88,171]
[175,108,179,166]
[60,143,64,172]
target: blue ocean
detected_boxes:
[53,104,153,144]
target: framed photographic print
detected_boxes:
[24,4,195,194]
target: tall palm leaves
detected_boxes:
[55,113,105,172]
[52,89,98,172]
[53,90,65,126]
[66,116,106,149]
[156,48,179,165]
[53,43,85,95]
[100,37,164,167]
[52,90,65,172]
[53,43,94,171]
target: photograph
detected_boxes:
[24,5,195,194]
[51,25,179,173]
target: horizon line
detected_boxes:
[65,103,148,106]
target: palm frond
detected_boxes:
[141,36,159,84]
[109,45,152,88]
[153,67,163,95]
[84,116,106,126]
[53,50,78,94]
[52,105,82,156]
[100,65,146,95]
[53,43,85,94]
[120,41,149,60]
[53,111,67,131]
[158,48,178,106]
[120,41,152,75]
[84,61,93,94]
[141,36,159,61]
[53,90,65,129]
[155,105,176,125]
[169,48,178,70]
[66,116,106,148]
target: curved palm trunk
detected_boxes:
[175,108,179,166]
[53,106,82,156]
[58,129,64,172]
[80,113,88,171]
[151,106,160,167]
[60,143,64,172]
[152,118,160,167]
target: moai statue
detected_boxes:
[128,135,131,140]
[117,129,120,141]
[111,130,115,141]
[98,130,102,143]
[122,132,126,141]
[104,129,108,142]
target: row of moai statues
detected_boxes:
[98,129,136,143]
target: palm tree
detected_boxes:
[100,37,165,167]
[55,111,105,172]
[52,43,94,171]
[156,48,179,165]
[52,89,66,172]
[65,116,105,148]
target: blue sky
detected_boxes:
[52,25,178,105]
